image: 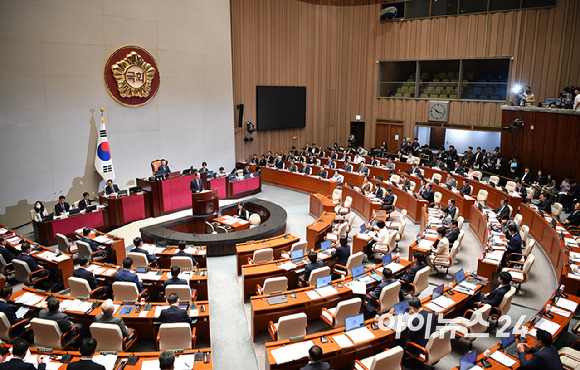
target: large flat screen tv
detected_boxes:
[256,86,306,131]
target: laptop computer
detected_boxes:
[351,265,366,281]
[320,240,332,254]
[432,284,445,299]
[382,253,392,266]
[345,314,365,332]
[42,214,54,222]
[459,351,478,370]
[394,301,409,315]
[85,205,97,213]
[316,275,332,288]
[455,269,466,284]
[433,178,440,185]
[360,223,368,234]
[290,249,305,264]
[502,329,520,358]
[69,208,81,215]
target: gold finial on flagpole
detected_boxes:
[100,108,104,114]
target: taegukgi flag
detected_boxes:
[94,108,116,181]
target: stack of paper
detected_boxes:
[60,299,93,313]
[305,291,321,300]
[346,327,375,343]
[385,262,404,273]
[556,297,579,312]
[332,334,353,348]
[490,351,517,366]
[178,272,193,280]
[141,244,156,254]
[549,306,571,317]
[534,318,561,335]
[345,281,366,295]
[431,295,456,309]
[154,306,171,318]
[140,360,160,370]
[94,235,110,244]
[15,292,45,306]
[174,354,195,369]
[314,285,338,298]
[270,340,314,364]
[418,240,434,251]
[425,302,445,312]
[278,262,297,271]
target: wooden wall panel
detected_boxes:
[231,0,580,162]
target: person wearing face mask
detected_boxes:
[31,201,49,221]
[521,85,535,106]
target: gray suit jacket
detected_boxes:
[95,313,130,337]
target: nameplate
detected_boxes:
[100,351,117,355]
[122,300,136,304]
[180,267,192,271]
[104,263,115,267]
[289,335,305,341]
[179,300,191,304]
[37,347,53,353]
[77,296,89,300]
[167,349,184,354]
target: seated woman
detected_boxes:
[467,167,478,179]
[30,201,48,221]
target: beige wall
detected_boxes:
[231,0,580,160]
[0,0,235,226]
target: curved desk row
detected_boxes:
[306,212,336,251]
[236,234,301,275]
[260,167,338,197]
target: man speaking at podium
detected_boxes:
[190,172,205,193]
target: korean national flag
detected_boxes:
[94,111,116,181]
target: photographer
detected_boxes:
[574,87,580,111]
[521,85,535,106]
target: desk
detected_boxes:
[156,245,207,269]
[75,229,126,265]
[1,224,74,289]
[381,181,428,222]
[309,193,335,217]
[341,186,382,222]
[306,212,336,250]
[236,234,301,274]
[99,192,149,226]
[33,209,107,245]
[10,287,211,342]
[212,216,251,232]
[228,175,261,199]
[261,167,338,197]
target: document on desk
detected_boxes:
[385,262,405,273]
[278,262,297,271]
[92,355,118,370]
[94,235,110,244]
[174,354,195,369]
[314,285,338,298]
[418,239,434,251]
[15,292,44,306]
[189,308,199,317]
[139,310,149,318]
[346,327,375,344]
[154,306,171,318]
[555,297,578,312]
[534,318,561,335]
[490,351,516,367]
[178,272,193,280]
[431,295,456,310]
[102,268,116,276]
[345,281,366,295]
[425,302,445,313]
[305,290,321,300]
[332,333,353,348]
[270,340,314,364]
[549,306,571,317]
[140,360,160,370]
[141,244,156,254]
[154,247,166,254]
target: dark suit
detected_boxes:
[105,184,120,195]
[113,269,143,292]
[39,309,72,333]
[81,237,108,260]
[358,166,369,175]
[0,299,23,326]
[66,360,105,370]
[130,246,157,263]
[162,276,189,292]
[460,184,472,196]
[536,199,552,213]
[0,245,16,262]
[317,169,328,179]
[174,250,198,266]
[54,202,70,216]
[445,228,460,245]
[401,262,427,284]
[521,172,532,184]
[495,205,510,218]
[448,205,457,219]
[299,362,331,370]
[481,285,510,307]
[408,309,436,348]
[190,178,204,192]
[365,278,396,312]
[332,245,350,267]
[302,261,324,286]
[288,164,298,172]
[518,346,562,369]
[421,189,435,204]
[158,165,170,173]
[73,267,98,290]
[343,164,353,172]
[382,194,395,211]
[78,199,92,210]
[375,187,385,199]
[454,165,464,173]
[258,159,267,167]
[301,166,312,175]
[503,233,522,266]
[17,254,47,277]
[159,305,191,324]
[327,161,336,169]
[275,160,284,169]
[411,167,421,176]
[0,358,46,370]
[566,210,580,227]
[95,313,131,337]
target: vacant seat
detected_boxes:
[112,282,148,302]
[368,281,401,314]
[76,240,106,263]
[289,241,308,255]
[472,171,482,181]
[552,202,563,220]
[507,205,514,218]
[431,192,442,208]
[321,298,361,328]
[457,216,465,230]
[12,259,49,287]
[68,277,106,299]
[502,254,535,295]
[345,213,356,239]
[171,256,194,269]
[268,312,307,341]
[157,323,196,351]
[333,252,364,277]
[0,312,30,342]
[248,248,274,265]
[505,181,516,192]
[558,347,580,370]
[431,173,442,183]
[256,276,288,295]
[477,189,488,206]
[405,328,453,367]
[513,213,523,228]
[165,284,197,302]
[519,224,530,242]
[30,317,79,350]
[90,322,136,352]
[394,219,407,251]
[489,176,500,187]
[127,252,153,268]
[332,189,343,204]
[390,174,400,184]
[448,304,491,349]
[354,346,404,370]
[327,222,348,243]
[56,233,77,254]
[249,213,261,226]
[0,254,14,276]
[399,209,408,222]
[337,196,353,217]
[373,231,397,255]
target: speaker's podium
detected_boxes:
[191,189,219,234]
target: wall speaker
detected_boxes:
[237,104,244,128]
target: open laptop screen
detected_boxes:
[459,351,477,370]
[360,223,367,233]
[351,265,365,279]
[345,314,365,331]
[320,240,332,251]
[316,275,331,288]
[290,249,304,260]
[455,269,466,284]
[382,253,392,265]
[394,301,409,315]
[432,284,444,299]
[502,329,515,349]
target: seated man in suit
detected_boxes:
[410,164,421,176]
[0,287,29,338]
[288,161,298,172]
[0,338,46,370]
[419,183,435,205]
[466,272,512,311]
[401,297,436,358]
[364,268,396,313]
[495,198,511,218]
[258,155,267,167]
[54,195,70,216]
[0,236,16,263]
[190,172,205,193]
[357,163,369,175]
[299,345,331,370]
[159,293,192,324]
[73,256,106,299]
[162,266,189,292]
[113,258,145,293]
[78,192,93,210]
[444,173,457,188]
[159,351,175,370]
[331,239,351,272]
[40,297,84,340]
[301,164,312,175]
[329,170,343,184]
[517,329,562,369]
[500,215,517,240]
[399,252,427,298]
[445,220,460,245]
[515,180,527,198]
[274,155,285,169]
[381,187,395,211]
[80,227,109,262]
[95,299,134,341]
[299,252,324,288]
[105,179,120,195]
[342,160,353,172]
[381,158,394,172]
[374,183,385,199]
[130,237,157,266]
[316,167,328,179]
[250,153,259,165]
[502,225,522,267]
[401,173,411,189]
[433,159,446,170]
[459,179,472,196]
[174,241,199,267]
[447,199,457,219]
[67,338,105,370]
[453,161,464,174]
[329,150,338,160]
[326,158,336,169]
[17,242,48,279]
[158,159,170,173]
[536,192,552,213]
[562,202,580,229]
[369,155,380,167]
[520,166,533,184]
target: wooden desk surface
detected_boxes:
[155,244,207,269]
[260,167,338,197]
[74,228,126,265]
[306,212,336,250]
[341,186,382,222]
[236,234,301,274]
[309,193,335,218]
[32,208,107,245]
[212,216,251,232]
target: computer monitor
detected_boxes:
[229,174,237,181]
[179,304,189,310]
[382,253,392,265]
[551,219,557,229]
[360,223,367,233]
[459,351,477,370]
[69,208,81,215]
[345,314,365,331]
[394,301,409,315]
[118,190,128,197]
[320,240,332,251]
[290,249,304,260]
[85,205,97,213]
[502,329,515,349]
[455,269,466,284]
[42,214,54,222]
[129,186,142,194]
[244,174,251,179]
[316,275,331,288]
[432,284,444,299]
[135,267,147,274]
[181,169,192,176]
[351,265,365,279]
